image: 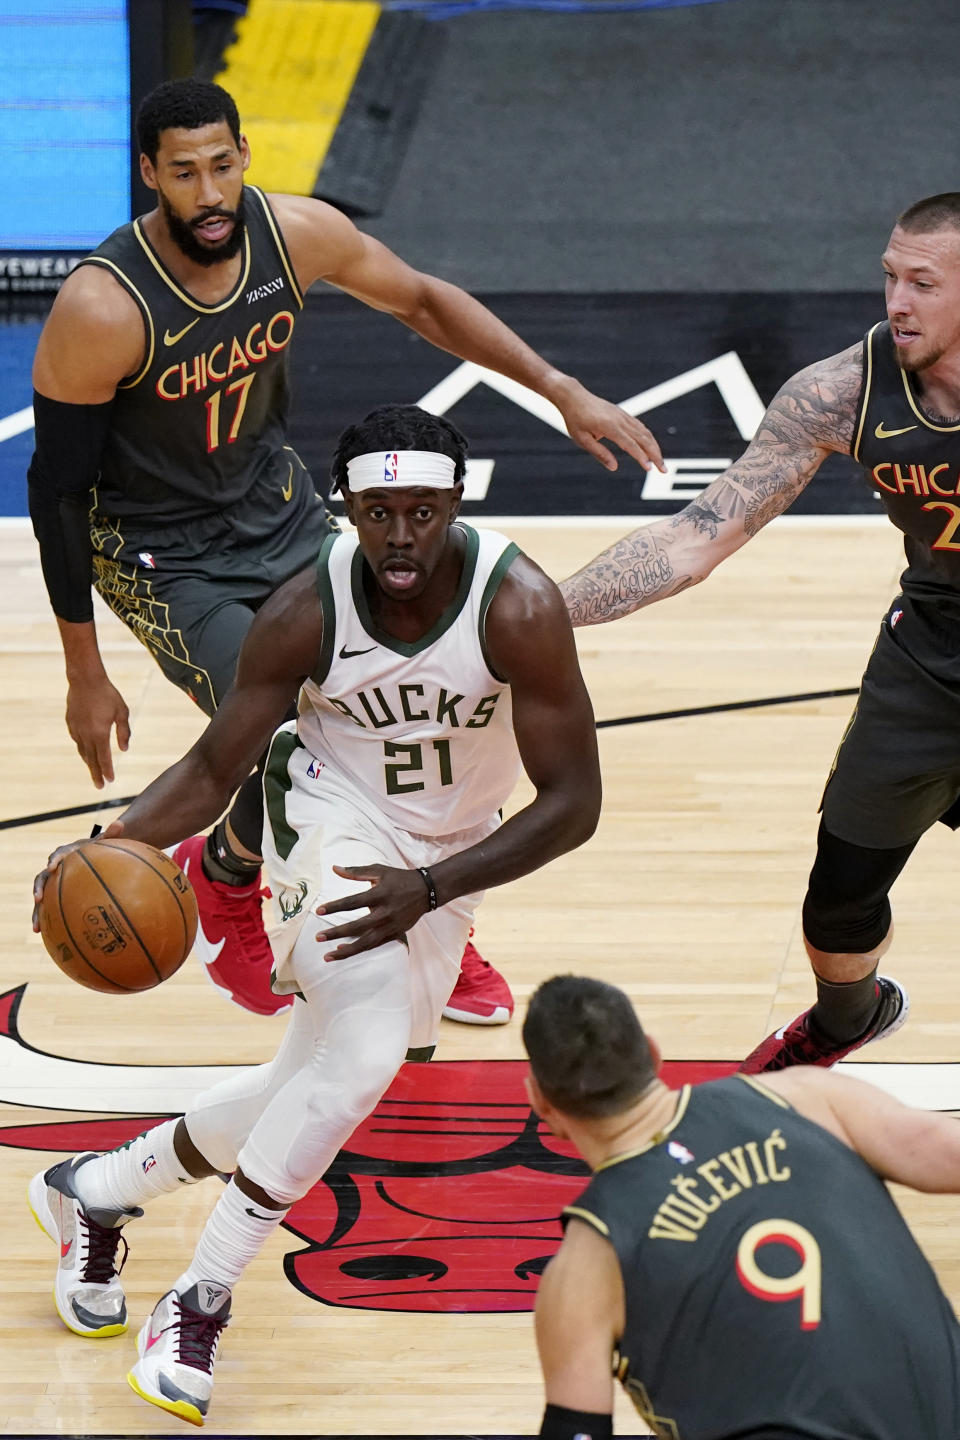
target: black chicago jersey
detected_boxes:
[855,320,960,607]
[79,185,304,529]
[565,1076,960,1439]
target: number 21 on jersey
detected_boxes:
[735,1218,822,1329]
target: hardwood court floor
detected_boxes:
[1,517,958,1435]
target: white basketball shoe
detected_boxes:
[127,1281,231,1426]
[28,1151,141,1338]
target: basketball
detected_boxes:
[37,838,198,994]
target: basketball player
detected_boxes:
[559,192,960,1073]
[28,77,660,1025]
[525,974,960,1440]
[29,405,602,1427]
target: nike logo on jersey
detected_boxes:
[874,421,918,439]
[163,317,200,347]
[339,644,376,659]
[281,463,294,501]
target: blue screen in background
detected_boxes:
[0,322,40,515]
[0,0,129,249]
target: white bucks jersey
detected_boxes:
[297,524,524,834]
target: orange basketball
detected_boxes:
[38,838,198,994]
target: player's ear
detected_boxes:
[140,152,158,193]
[525,1071,570,1138]
[239,134,251,172]
[647,1033,663,1075]
[340,487,357,525]
[525,1070,555,1121]
[448,481,464,522]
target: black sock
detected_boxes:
[808,967,880,1045]
[202,821,262,888]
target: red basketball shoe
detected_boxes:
[442,931,514,1025]
[739,976,909,1074]
[172,836,293,1018]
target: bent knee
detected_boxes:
[802,889,891,955]
[801,822,912,955]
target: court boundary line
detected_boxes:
[0,686,859,832]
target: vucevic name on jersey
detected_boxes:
[78,186,303,524]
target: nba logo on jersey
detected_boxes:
[668,1140,695,1164]
[138,551,156,569]
[384,452,399,483]
[142,1154,157,1173]
[306,758,324,779]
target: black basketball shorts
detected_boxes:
[92,475,337,717]
[821,606,960,849]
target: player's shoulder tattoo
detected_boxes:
[767,343,862,455]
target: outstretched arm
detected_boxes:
[32,568,322,922]
[560,344,863,626]
[273,192,662,473]
[110,569,322,848]
[765,1067,960,1195]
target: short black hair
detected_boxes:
[523,975,657,1119]
[136,78,241,165]
[331,404,468,492]
[897,193,960,235]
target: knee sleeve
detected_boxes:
[802,820,916,955]
[185,999,316,1173]
[237,935,412,1204]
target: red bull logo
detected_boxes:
[0,977,739,1317]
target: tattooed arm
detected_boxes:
[560,344,862,626]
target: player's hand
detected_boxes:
[65,677,131,788]
[32,822,124,930]
[314,863,432,960]
[555,381,665,474]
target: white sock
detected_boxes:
[73,1119,198,1213]
[174,1177,289,1295]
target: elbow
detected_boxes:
[564,783,603,851]
[391,275,437,330]
[576,812,600,850]
[673,550,714,594]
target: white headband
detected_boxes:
[345,449,457,491]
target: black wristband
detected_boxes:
[417,866,438,910]
[540,1403,613,1440]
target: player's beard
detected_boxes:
[158,185,247,268]
[895,342,942,374]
